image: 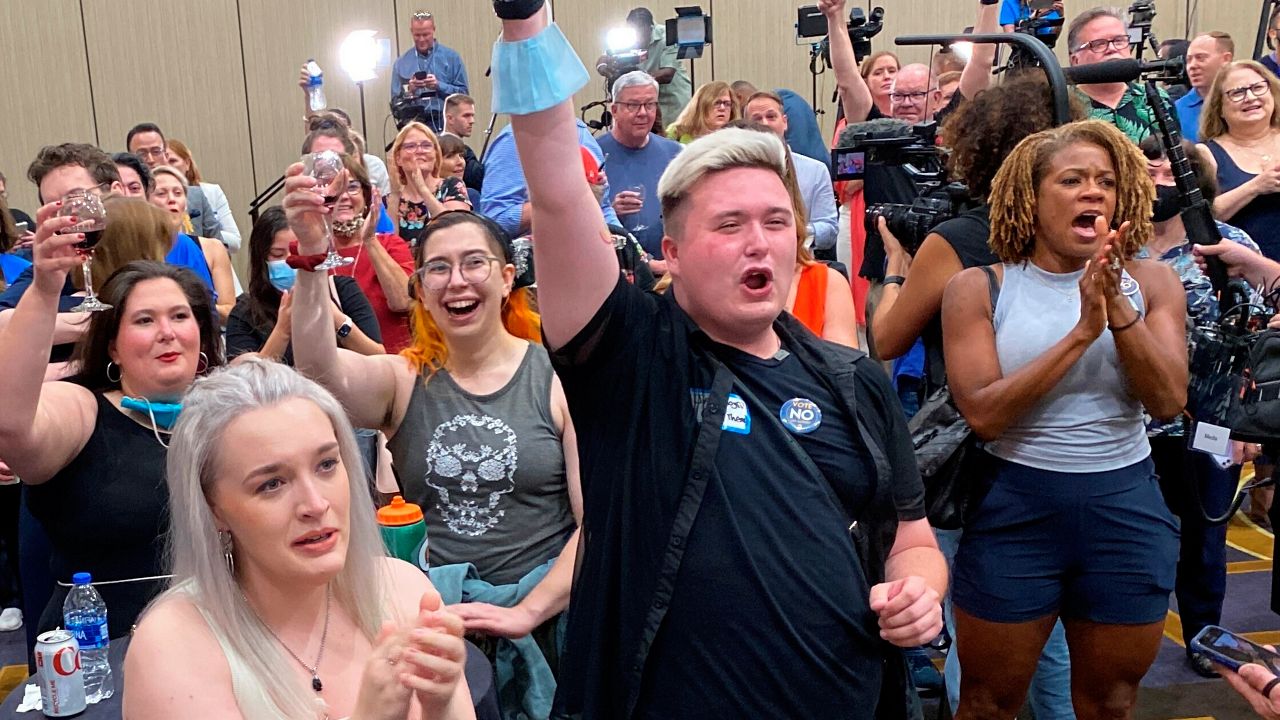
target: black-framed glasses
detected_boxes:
[890,90,931,103]
[1074,35,1131,54]
[418,254,501,291]
[712,99,734,109]
[617,101,658,114]
[1225,81,1272,103]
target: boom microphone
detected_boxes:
[1063,56,1184,85]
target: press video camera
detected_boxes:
[797,5,885,66]
[832,120,968,254]
[1002,0,1064,73]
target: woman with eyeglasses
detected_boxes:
[150,166,238,325]
[285,189,579,715]
[388,122,471,249]
[1198,61,1280,261]
[666,81,739,144]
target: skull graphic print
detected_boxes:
[425,414,519,536]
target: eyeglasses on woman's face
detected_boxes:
[1224,81,1272,104]
[417,253,501,291]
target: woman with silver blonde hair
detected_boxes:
[124,360,475,720]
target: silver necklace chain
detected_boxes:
[248,585,331,693]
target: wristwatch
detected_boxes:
[336,316,353,339]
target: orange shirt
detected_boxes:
[790,263,829,337]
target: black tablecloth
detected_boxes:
[1,637,499,719]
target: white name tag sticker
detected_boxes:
[722,393,751,435]
[1191,422,1232,458]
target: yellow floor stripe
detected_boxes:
[0,664,26,701]
[1244,631,1280,646]
[1228,559,1274,573]
[1228,514,1274,560]
[1165,610,1186,647]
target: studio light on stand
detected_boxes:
[340,29,380,139]
[666,6,711,86]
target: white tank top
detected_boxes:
[983,261,1151,472]
[189,599,351,720]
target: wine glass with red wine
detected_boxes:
[302,150,354,270]
[57,188,111,312]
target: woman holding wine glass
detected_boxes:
[150,166,237,324]
[0,199,223,637]
[304,152,416,354]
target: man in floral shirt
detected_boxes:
[1067,7,1180,143]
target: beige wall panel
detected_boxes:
[1193,2,1269,60]
[0,0,97,215]
[81,0,255,262]
[240,0,399,197]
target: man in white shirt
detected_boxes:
[743,92,837,252]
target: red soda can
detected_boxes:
[34,629,86,717]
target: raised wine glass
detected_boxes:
[58,187,111,312]
[302,150,354,270]
[625,185,649,233]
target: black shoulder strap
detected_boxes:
[978,264,1001,314]
[623,362,733,719]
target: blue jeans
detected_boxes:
[937,529,1076,720]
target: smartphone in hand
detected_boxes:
[1192,626,1280,673]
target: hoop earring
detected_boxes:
[219,530,235,576]
[197,352,209,374]
[105,362,121,384]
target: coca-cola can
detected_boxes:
[34,629,86,717]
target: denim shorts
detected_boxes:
[953,454,1179,625]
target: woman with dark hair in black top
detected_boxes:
[0,201,224,637]
[226,206,383,365]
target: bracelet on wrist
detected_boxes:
[286,252,330,272]
[883,275,906,286]
[1109,311,1142,332]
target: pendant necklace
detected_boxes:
[249,585,331,694]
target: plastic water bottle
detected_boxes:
[305,59,327,112]
[62,573,114,702]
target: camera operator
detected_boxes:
[595,8,693,131]
[1139,135,1267,677]
[390,11,470,128]
[872,75,1086,720]
[1000,0,1063,32]
[821,0,1000,358]
[1066,6,1179,144]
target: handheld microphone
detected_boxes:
[1063,56,1184,85]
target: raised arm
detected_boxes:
[958,0,1002,102]
[497,5,619,349]
[872,228,964,359]
[283,164,411,434]
[0,202,98,484]
[819,0,873,123]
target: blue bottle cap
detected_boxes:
[71,572,92,585]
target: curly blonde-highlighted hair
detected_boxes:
[988,119,1154,263]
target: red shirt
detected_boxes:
[333,234,415,353]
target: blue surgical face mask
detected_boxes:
[267,260,296,293]
[121,396,183,431]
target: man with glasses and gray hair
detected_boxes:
[391,10,470,131]
[1066,6,1179,143]
[596,71,683,271]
